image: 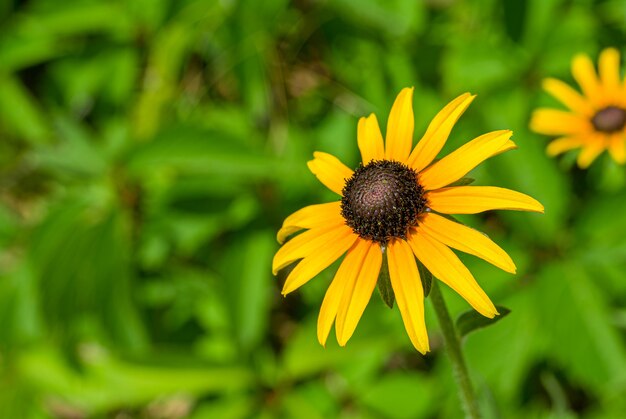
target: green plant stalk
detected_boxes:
[430,280,480,419]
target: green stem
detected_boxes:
[430,280,481,419]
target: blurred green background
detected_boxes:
[1,0,626,417]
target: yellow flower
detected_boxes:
[274,88,544,353]
[530,47,626,168]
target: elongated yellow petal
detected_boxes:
[608,133,626,164]
[420,213,516,273]
[317,239,368,346]
[419,130,514,191]
[572,53,602,106]
[273,223,351,275]
[427,186,545,214]
[408,231,497,318]
[358,114,385,164]
[530,109,592,135]
[542,78,594,117]
[546,136,584,156]
[282,231,358,295]
[335,241,382,346]
[277,201,343,244]
[385,87,414,162]
[408,93,475,172]
[387,238,429,353]
[599,48,621,99]
[577,139,606,169]
[307,152,353,195]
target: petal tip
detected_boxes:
[600,47,618,57]
[541,77,559,90]
[535,203,546,214]
[485,309,498,319]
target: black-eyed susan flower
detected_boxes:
[531,47,626,168]
[274,88,544,353]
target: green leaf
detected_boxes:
[126,125,286,178]
[417,260,432,297]
[359,372,435,419]
[377,254,394,309]
[0,74,50,144]
[18,346,254,414]
[234,231,275,352]
[456,306,511,339]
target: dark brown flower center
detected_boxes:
[591,106,626,133]
[341,160,427,244]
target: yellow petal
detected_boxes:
[385,87,414,162]
[408,230,497,318]
[427,186,545,214]
[317,239,368,346]
[572,53,602,106]
[307,151,353,195]
[546,136,584,156]
[542,78,594,117]
[577,139,606,169]
[358,114,385,164]
[277,201,343,244]
[608,133,626,164]
[387,238,429,353]
[419,130,515,191]
[420,212,516,274]
[273,223,351,275]
[282,230,358,295]
[335,241,382,346]
[408,93,475,172]
[599,48,621,99]
[530,109,592,135]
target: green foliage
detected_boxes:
[377,255,395,308]
[0,0,625,417]
[456,306,511,339]
[417,260,433,298]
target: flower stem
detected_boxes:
[430,280,481,419]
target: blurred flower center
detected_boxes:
[341,160,426,244]
[591,106,626,133]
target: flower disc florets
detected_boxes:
[341,160,427,244]
[592,106,626,133]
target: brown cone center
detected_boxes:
[591,106,626,133]
[341,160,426,244]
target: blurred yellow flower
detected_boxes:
[273,88,544,353]
[531,48,626,168]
